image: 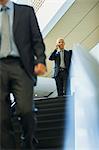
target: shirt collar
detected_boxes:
[60,49,64,52]
[0,0,13,11]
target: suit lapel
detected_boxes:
[64,50,66,63]
[58,52,61,66]
[13,3,18,35]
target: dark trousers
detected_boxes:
[0,57,35,150]
[55,69,68,96]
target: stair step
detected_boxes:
[38,147,62,150]
[37,107,65,114]
[38,118,64,123]
[36,102,65,109]
[35,96,66,105]
[37,136,64,148]
[37,112,65,121]
[37,125,65,131]
[37,119,65,128]
[36,127,64,138]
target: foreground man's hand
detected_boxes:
[34,63,47,75]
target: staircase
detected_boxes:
[35,96,68,150]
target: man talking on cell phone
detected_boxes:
[49,38,72,96]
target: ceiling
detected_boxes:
[43,0,99,77]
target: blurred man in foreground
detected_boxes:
[0,0,46,149]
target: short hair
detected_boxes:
[56,38,65,44]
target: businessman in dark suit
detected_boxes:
[0,0,46,149]
[49,38,72,96]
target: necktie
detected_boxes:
[0,6,11,58]
[60,50,65,68]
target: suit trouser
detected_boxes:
[55,69,68,96]
[0,57,35,150]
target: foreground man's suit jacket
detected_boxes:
[13,3,46,77]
